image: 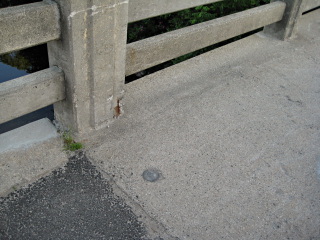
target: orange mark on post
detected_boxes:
[114,99,121,118]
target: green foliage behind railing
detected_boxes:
[128,0,270,43]
[126,0,270,80]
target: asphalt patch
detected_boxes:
[0,152,147,240]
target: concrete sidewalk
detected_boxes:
[86,9,320,239]
[1,9,320,240]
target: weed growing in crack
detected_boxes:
[62,132,83,151]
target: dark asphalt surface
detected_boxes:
[0,152,147,240]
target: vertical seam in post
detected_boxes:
[112,0,128,118]
[112,0,120,116]
[87,0,96,129]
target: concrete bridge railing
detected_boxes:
[0,1,64,124]
[0,0,319,136]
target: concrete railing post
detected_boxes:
[47,0,128,135]
[264,0,304,40]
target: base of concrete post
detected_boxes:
[264,0,304,40]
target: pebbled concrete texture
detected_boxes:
[303,0,320,12]
[48,0,129,135]
[86,9,320,239]
[0,67,65,124]
[0,1,60,55]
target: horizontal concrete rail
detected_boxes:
[126,2,286,76]
[0,1,60,55]
[303,0,320,12]
[0,67,65,124]
[129,0,222,23]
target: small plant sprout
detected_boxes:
[62,131,83,151]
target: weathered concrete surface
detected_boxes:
[48,0,128,135]
[264,0,304,40]
[126,2,285,76]
[86,10,320,239]
[0,67,65,124]
[0,123,67,197]
[129,0,221,23]
[0,1,60,54]
[0,118,58,154]
[303,0,320,12]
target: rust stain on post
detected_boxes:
[114,99,122,118]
